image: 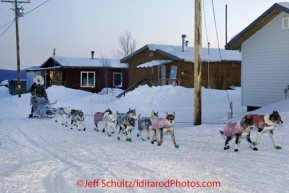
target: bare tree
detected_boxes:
[114,30,137,58]
[99,54,111,94]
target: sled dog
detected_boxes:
[220,115,257,152]
[117,115,136,142]
[98,109,116,136]
[55,106,71,127]
[94,108,113,132]
[151,112,179,148]
[70,109,86,131]
[116,108,136,142]
[137,111,158,141]
[244,111,283,149]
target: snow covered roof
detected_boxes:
[137,60,172,68]
[41,56,128,69]
[147,44,241,62]
[226,2,289,50]
[121,44,241,63]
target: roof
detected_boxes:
[226,2,289,50]
[137,60,172,68]
[121,44,241,63]
[34,56,128,69]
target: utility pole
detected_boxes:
[1,0,30,97]
[194,0,202,125]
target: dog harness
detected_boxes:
[223,122,243,137]
[245,114,272,129]
[152,118,172,129]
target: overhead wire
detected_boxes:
[0,19,14,37]
[0,0,49,38]
[211,0,231,108]
[0,3,8,13]
[0,6,11,22]
[203,0,209,46]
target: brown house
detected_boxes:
[120,35,242,90]
[25,55,129,93]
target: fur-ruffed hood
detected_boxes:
[33,75,44,85]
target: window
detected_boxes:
[113,72,122,88]
[282,17,289,29]
[81,71,95,87]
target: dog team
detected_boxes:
[53,104,283,151]
[94,108,179,148]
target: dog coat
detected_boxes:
[152,118,172,129]
[94,112,104,125]
[138,117,152,130]
[223,122,244,137]
[245,114,271,129]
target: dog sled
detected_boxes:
[30,95,57,118]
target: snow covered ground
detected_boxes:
[0,85,288,193]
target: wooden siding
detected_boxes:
[128,47,170,86]
[38,58,129,93]
[127,47,241,89]
[242,12,289,107]
[64,68,129,93]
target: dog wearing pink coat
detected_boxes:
[220,115,257,152]
[151,112,179,148]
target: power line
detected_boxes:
[203,0,209,45]
[0,2,7,12]
[0,13,14,26]
[24,0,49,16]
[211,0,231,107]
[0,6,10,21]
[0,0,49,37]
[0,19,14,37]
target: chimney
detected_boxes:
[53,48,56,56]
[91,51,94,59]
[182,34,186,52]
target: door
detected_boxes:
[169,65,178,86]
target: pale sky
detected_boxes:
[0,0,285,70]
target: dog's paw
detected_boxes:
[157,142,162,146]
[111,131,114,134]
[137,134,139,137]
[141,138,145,141]
[275,146,282,149]
[83,128,86,131]
[253,147,258,151]
[55,120,58,123]
[102,129,105,133]
[234,149,239,152]
[252,142,257,146]
[126,138,132,142]
[117,137,120,140]
[224,146,230,150]
[175,144,179,148]
[70,128,73,130]
[151,141,154,144]
[147,137,150,140]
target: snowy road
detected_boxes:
[0,86,289,192]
